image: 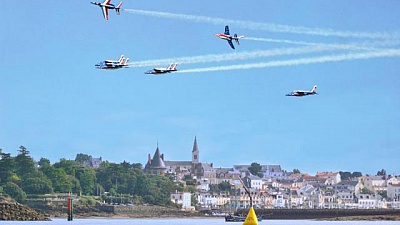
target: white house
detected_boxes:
[363,175,386,192]
[357,194,381,209]
[197,193,218,208]
[245,175,263,190]
[197,178,210,192]
[387,183,400,201]
[387,176,400,185]
[170,192,192,210]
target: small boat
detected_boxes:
[225,214,262,222]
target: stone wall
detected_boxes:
[97,205,202,217]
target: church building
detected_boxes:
[144,137,215,182]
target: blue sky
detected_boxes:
[1,1,399,175]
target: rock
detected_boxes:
[0,197,50,221]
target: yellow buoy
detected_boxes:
[242,207,258,225]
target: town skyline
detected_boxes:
[0,139,396,177]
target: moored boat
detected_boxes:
[225,214,262,222]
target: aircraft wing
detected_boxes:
[102,6,109,20]
[224,26,230,35]
[227,40,235,49]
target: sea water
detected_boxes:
[0,218,398,225]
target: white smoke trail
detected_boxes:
[124,9,400,39]
[243,37,321,46]
[244,37,400,48]
[128,43,383,68]
[175,49,400,73]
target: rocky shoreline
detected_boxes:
[0,197,50,221]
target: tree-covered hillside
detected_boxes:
[0,146,184,206]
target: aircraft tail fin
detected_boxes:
[234,34,240,45]
[118,55,125,64]
[233,34,244,45]
[171,63,178,71]
[167,63,173,70]
[311,85,317,93]
[124,58,129,66]
[116,2,122,14]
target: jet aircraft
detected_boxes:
[145,63,178,75]
[91,0,122,20]
[95,55,129,69]
[215,26,244,49]
[286,85,318,97]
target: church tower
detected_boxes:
[192,136,199,164]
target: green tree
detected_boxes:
[218,181,232,192]
[339,171,352,180]
[22,176,53,194]
[131,163,142,170]
[134,173,150,196]
[50,168,72,193]
[54,158,76,177]
[293,169,301,174]
[145,175,178,206]
[191,194,198,206]
[3,182,27,203]
[248,162,263,177]
[209,184,218,193]
[352,172,362,178]
[109,187,117,196]
[361,187,373,194]
[38,158,51,167]
[0,150,16,185]
[69,175,82,194]
[377,169,386,176]
[96,161,115,192]
[15,146,36,179]
[76,167,96,195]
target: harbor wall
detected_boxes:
[235,208,400,219]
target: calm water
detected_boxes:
[0,218,398,225]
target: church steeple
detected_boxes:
[192,136,199,164]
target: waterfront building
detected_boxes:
[337,190,355,207]
[323,191,339,209]
[357,193,382,209]
[197,192,218,208]
[363,175,386,192]
[170,191,193,210]
[387,183,400,201]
